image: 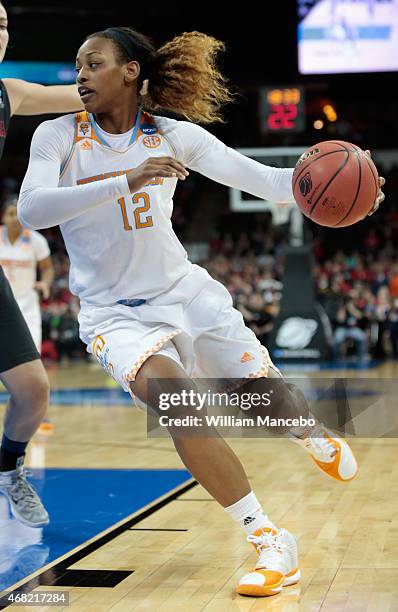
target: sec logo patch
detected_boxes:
[143,135,161,148]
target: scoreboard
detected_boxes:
[260,86,305,133]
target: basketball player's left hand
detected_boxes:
[34,281,50,300]
[365,150,385,216]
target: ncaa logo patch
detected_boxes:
[299,172,312,197]
[78,122,91,138]
[141,123,158,135]
[143,135,161,148]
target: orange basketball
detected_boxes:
[292,140,379,228]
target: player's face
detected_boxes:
[2,205,21,233]
[0,4,9,63]
[76,37,137,114]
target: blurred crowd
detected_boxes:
[2,160,398,364]
[202,161,398,362]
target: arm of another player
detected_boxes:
[2,79,82,116]
[35,256,54,299]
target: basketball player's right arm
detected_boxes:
[18,122,187,229]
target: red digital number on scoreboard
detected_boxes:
[261,87,305,133]
[267,104,299,130]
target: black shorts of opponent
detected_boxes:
[0,266,40,373]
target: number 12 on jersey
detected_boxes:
[117,192,153,230]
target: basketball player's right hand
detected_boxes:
[126,158,189,192]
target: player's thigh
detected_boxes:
[131,352,190,409]
[189,280,272,379]
[0,268,40,374]
[188,284,308,423]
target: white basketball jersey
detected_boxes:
[59,110,192,306]
[0,226,50,299]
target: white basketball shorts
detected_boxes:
[78,264,276,393]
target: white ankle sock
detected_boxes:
[225,491,275,535]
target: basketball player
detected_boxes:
[18,27,385,596]
[0,198,54,351]
[0,0,81,528]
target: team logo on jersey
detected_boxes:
[78,122,91,138]
[142,135,161,148]
[21,229,31,244]
[80,139,92,150]
[92,335,115,378]
[141,123,158,135]
[0,120,6,138]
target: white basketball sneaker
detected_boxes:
[236,527,300,597]
[290,423,358,482]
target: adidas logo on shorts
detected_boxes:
[240,352,255,363]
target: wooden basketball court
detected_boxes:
[1,360,398,611]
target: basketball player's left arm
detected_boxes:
[173,123,385,211]
[173,121,295,204]
[35,256,54,300]
[3,79,82,116]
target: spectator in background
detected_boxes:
[41,296,86,363]
[236,292,273,345]
[387,300,398,359]
[373,286,391,358]
[363,228,380,252]
[333,297,368,363]
[389,263,398,299]
[0,197,54,351]
[55,302,84,362]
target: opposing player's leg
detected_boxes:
[18,296,55,435]
[0,268,49,527]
